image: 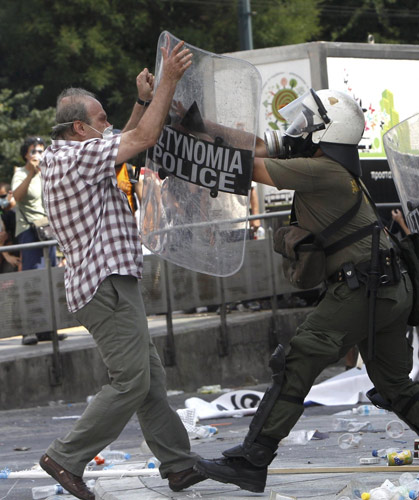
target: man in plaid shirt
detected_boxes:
[38,41,206,500]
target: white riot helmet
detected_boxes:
[265,89,365,176]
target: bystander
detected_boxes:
[11,137,65,345]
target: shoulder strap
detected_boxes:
[290,177,383,255]
[324,179,385,256]
[290,188,363,248]
[318,190,363,243]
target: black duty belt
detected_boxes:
[327,254,404,288]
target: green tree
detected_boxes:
[251,0,322,48]
[0,86,54,182]
[0,0,322,127]
[318,0,419,44]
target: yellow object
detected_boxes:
[387,449,413,466]
[361,493,370,500]
[116,163,136,213]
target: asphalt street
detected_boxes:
[0,381,417,500]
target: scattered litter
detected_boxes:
[372,447,413,465]
[336,478,367,500]
[269,491,297,499]
[186,490,202,498]
[385,420,404,439]
[280,430,316,446]
[177,408,218,439]
[52,415,81,420]
[88,448,131,467]
[167,390,184,396]
[312,430,329,440]
[338,433,363,449]
[359,457,381,465]
[355,405,388,416]
[31,483,68,498]
[197,385,222,394]
[13,447,30,451]
[333,417,374,432]
[356,474,419,499]
[185,389,263,420]
[145,457,160,469]
[47,400,66,407]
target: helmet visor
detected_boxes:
[280,91,311,124]
[285,108,311,137]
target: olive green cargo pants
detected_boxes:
[262,272,419,440]
[46,275,197,477]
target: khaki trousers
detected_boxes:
[46,275,197,477]
[262,272,419,440]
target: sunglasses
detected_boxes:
[31,149,44,155]
[0,194,7,199]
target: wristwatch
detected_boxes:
[137,98,151,107]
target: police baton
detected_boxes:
[367,223,381,361]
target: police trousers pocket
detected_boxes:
[273,225,326,290]
[398,233,419,326]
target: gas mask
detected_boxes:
[264,130,319,159]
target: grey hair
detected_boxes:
[51,88,97,140]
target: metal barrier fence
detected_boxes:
[0,204,399,384]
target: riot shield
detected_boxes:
[383,113,419,233]
[141,31,262,276]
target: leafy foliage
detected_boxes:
[0,87,54,182]
[0,0,418,182]
[319,0,419,44]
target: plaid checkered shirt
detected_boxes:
[40,135,143,313]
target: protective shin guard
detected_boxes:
[223,344,286,467]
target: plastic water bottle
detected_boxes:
[32,484,68,499]
[98,449,131,465]
[255,226,265,240]
[145,456,161,469]
[372,447,399,459]
[354,405,388,415]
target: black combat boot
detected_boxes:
[194,439,277,493]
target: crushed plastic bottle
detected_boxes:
[32,484,68,499]
[354,405,388,415]
[372,448,399,459]
[145,457,161,469]
[89,448,131,466]
[338,433,363,449]
[188,424,218,439]
[333,417,374,432]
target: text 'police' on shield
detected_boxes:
[149,126,253,196]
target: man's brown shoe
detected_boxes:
[39,454,94,500]
[167,466,206,492]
